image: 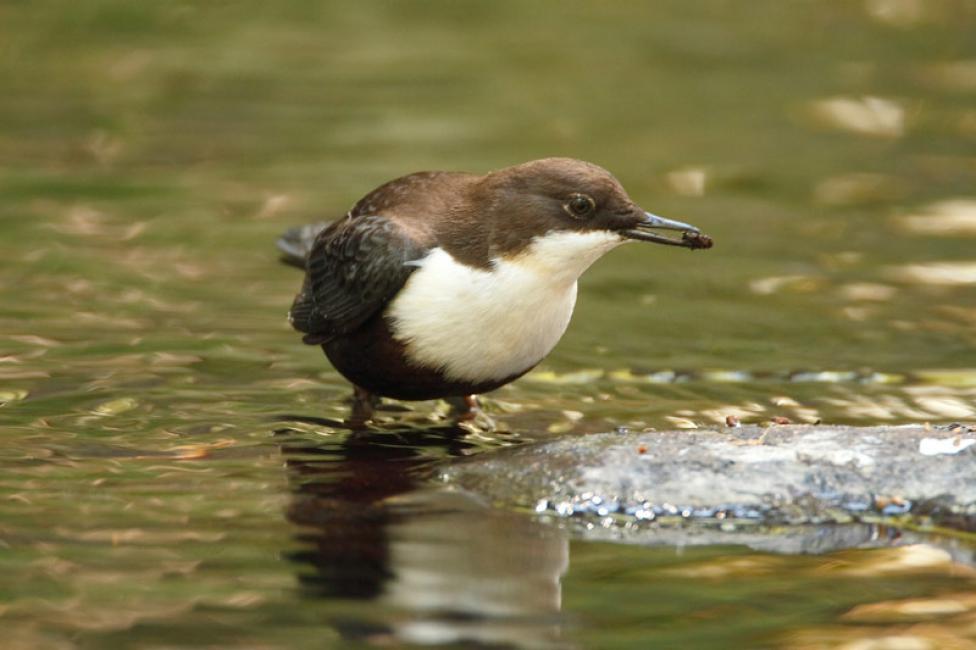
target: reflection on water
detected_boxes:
[808,96,906,138]
[888,261,976,286]
[275,422,976,648]
[896,198,976,236]
[280,424,568,647]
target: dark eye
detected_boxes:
[565,193,595,218]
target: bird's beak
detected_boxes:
[622,211,714,249]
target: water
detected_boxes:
[2,1,975,647]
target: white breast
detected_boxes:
[387,230,624,384]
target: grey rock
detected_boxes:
[442,424,976,537]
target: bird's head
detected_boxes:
[477,158,712,278]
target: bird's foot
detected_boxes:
[446,394,496,433]
[346,385,380,430]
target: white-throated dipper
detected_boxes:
[278,158,712,425]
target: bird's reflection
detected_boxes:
[277,417,569,648]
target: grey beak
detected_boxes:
[622,211,713,249]
[642,212,699,233]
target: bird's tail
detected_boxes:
[276,222,330,268]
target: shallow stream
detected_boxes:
[2,2,976,647]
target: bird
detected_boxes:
[277,157,712,426]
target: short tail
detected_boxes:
[276,222,331,268]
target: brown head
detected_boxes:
[437,157,711,267]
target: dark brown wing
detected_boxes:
[288,215,427,344]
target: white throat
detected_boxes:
[388,230,625,384]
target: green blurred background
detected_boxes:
[2,1,976,648]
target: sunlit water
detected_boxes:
[2,1,976,648]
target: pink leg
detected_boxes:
[446,394,481,422]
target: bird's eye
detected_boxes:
[565,194,595,218]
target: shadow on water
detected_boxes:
[276,416,473,601]
[273,418,571,648]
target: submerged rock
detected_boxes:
[442,424,976,538]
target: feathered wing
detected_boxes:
[288,215,427,344]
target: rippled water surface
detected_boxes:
[2,1,976,648]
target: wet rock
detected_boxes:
[442,425,976,538]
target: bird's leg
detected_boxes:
[347,385,379,428]
[447,394,480,421]
[446,394,496,431]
